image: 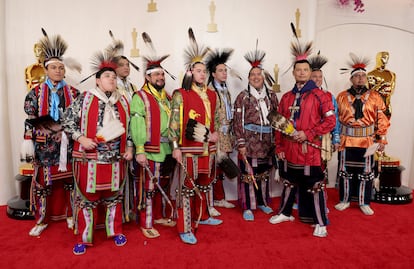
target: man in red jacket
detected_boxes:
[269,55,336,237]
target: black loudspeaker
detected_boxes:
[6,174,34,220]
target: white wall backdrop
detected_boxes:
[1,0,413,204]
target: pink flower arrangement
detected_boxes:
[337,0,365,13]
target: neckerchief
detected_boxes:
[143,82,171,117]
[348,86,368,120]
[45,77,66,121]
[214,80,232,121]
[290,80,317,124]
[89,87,122,127]
[249,85,269,125]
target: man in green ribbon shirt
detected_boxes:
[130,46,176,239]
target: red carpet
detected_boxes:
[1,188,414,269]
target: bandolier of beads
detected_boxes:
[283,180,296,188]
[195,184,212,193]
[145,190,156,199]
[103,195,124,207]
[76,198,99,209]
[34,186,52,197]
[358,172,375,181]
[63,182,74,191]
[307,182,326,194]
[176,186,196,198]
[338,170,353,180]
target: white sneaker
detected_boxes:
[313,224,328,237]
[67,217,74,229]
[29,223,48,236]
[334,202,350,211]
[360,205,374,215]
[208,206,221,217]
[214,199,235,208]
[269,214,295,224]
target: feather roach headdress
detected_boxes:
[308,51,328,71]
[244,39,275,88]
[182,27,211,90]
[205,48,237,85]
[39,28,81,73]
[108,30,140,72]
[340,52,370,76]
[90,49,118,78]
[290,22,313,64]
[141,32,175,80]
[79,46,118,83]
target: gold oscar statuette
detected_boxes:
[25,42,46,91]
[207,1,218,33]
[130,28,140,57]
[367,51,396,119]
[147,0,157,12]
[272,64,280,92]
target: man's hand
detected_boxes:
[172,148,182,164]
[208,131,219,143]
[78,136,97,150]
[135,153,148,167]
[293,130,307,143]
[123,147,134,161]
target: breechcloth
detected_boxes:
[338,147,375,205]
[134,159,173,229]
[73,161,125,245]
[31,165,73,224]
[278,163,328,226]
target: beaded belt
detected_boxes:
[241,171,269,183]
[244,124,272,134]
[341,125,374,137]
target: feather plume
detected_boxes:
[267,109,328,151]
[41,28,48,37]
[142,32,155,52]
[290,22,298,40]
[244,39,275,87]
[79,49,118,83]
[216,150,240,179]
[105,31,124,57]
[63,57,82,73]
[141,32,174,79]
[183,27,211,70]
[340,52,370,75]
[289,22,312,63]
[267,110,296,135]
[96,119,125,142]
[39,28,82,74]
[20,139,34,162]
[308,53,328,71]
[39,30,68,61]
[182,27,211,89]
[109,30,115,41]
[185,119,210,143]
[244,39,266,68]
[229,68,243,81]
[264,70,275,87]
[107,30,141,72]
